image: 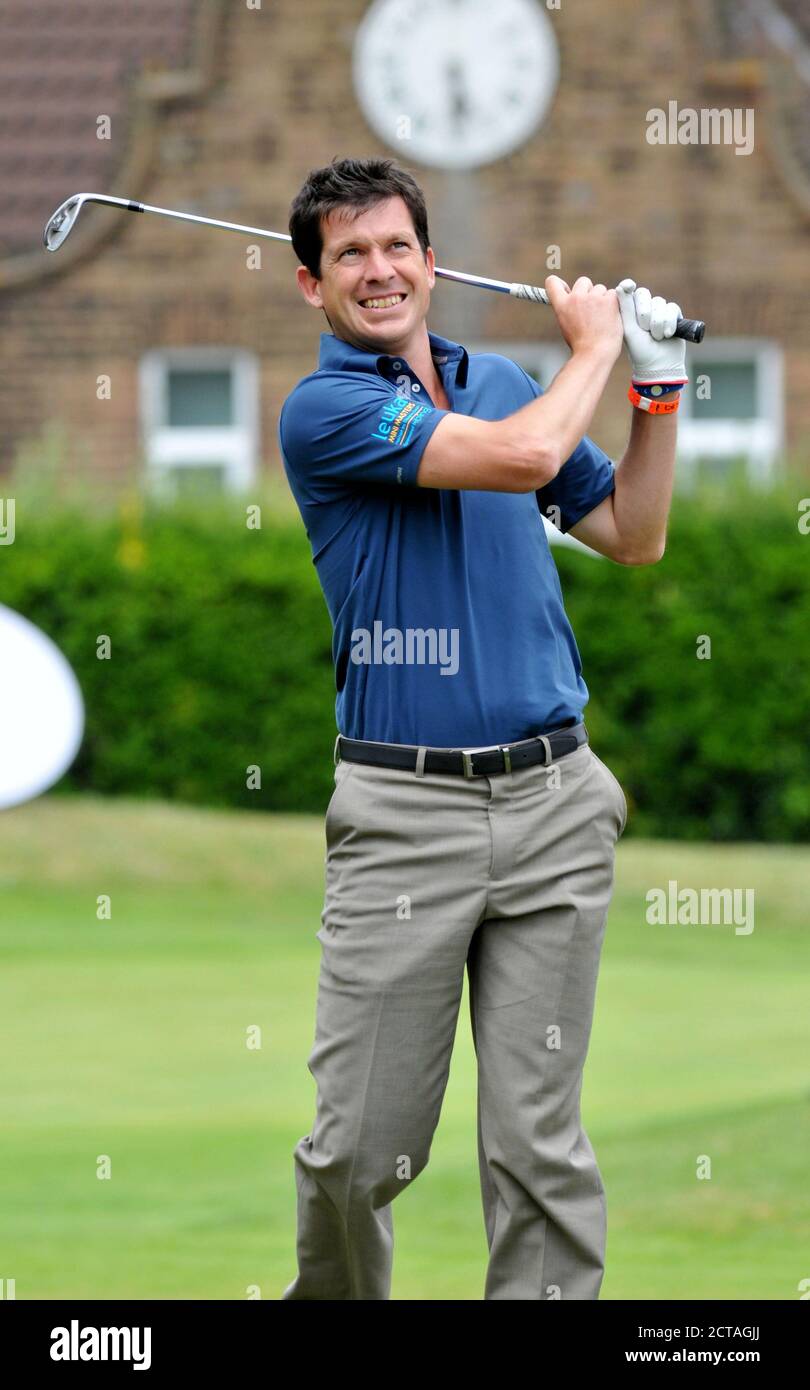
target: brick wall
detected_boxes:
[1,0,808,489]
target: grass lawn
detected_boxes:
[0,793,807,1300]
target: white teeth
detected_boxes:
[360,294,405,309]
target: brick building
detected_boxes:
[1,0,808,501]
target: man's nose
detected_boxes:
[362,246,395,283]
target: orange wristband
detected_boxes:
[628,386,680,414]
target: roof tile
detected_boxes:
[0,0,197,256]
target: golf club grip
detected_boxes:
[509,283,706,343]
[674,317,705,344]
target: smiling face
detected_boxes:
[295,195,436,356]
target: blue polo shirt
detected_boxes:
[278,329,616,748]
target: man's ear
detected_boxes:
[296,263,324,309]
[425,245,436,290]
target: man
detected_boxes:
[277,156,688,1300]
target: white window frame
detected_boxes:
[676,338,783,488]
[464,339,602,557]
[139,347,260,496]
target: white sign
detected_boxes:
[0,605,85,810]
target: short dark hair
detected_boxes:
[288,156,431,279]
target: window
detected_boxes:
[168,369,233,427]
[676,340,783,487]
[139,349,260,496]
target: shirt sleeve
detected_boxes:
[278,372,450,497]
[536,437,616,533]
[514,364,617,534]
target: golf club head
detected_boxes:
[43,194,88,251]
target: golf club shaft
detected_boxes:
[43,193,706,343]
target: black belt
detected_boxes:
[335,722,588,779]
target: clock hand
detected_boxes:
[445,59,471,130]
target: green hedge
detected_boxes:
[556,480,810,842]
[0,491,337,814]
[1,479,808,839]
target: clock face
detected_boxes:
[353,0,559,170]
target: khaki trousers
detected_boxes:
[282,736,626,1300]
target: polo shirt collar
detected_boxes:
[318,330,469,389]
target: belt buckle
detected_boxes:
[461,744,513,778]
[461,750,477,779]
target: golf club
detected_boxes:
[43,192,706,342]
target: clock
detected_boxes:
[352,0,559,170]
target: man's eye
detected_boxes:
[341,242,408,257]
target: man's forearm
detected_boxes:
[610,393,679,560]
[507,347,619,485]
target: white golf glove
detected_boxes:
[616,278,688,385]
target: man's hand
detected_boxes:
[545,275,623,362]
[616,278,688,386]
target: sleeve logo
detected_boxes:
[371,393,431,448]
